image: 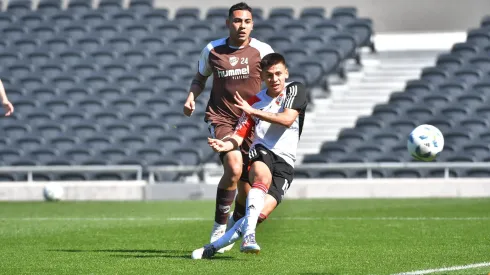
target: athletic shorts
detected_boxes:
[248,144,294,205]
[207,121,251,182]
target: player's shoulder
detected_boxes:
[203,37,228,51]
[249,38,274,57]
[285,81,306,94]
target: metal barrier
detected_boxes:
[0,163,486,183]
[146,162,490,183]
[0,165,144,182]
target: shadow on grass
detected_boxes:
[51,249,240,260]
[110,254,236,260]
[52,249,185,254]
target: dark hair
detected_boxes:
[260,53,287,71]
[228,2,252,17]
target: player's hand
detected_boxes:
[208,137,227,152]
[234,91,255,116]
[2,100,13,116]
[183,97,195,117]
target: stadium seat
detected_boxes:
[140,9,169,26]
[49,12,77,25]
[468,54,490,73]
[481,15,490,28]
[206,7,228,24]
[345,18,375,52]
[67,0,92,12]
[435,53,465,72]
[37,0,62,14]
[90,110,122,126]
[79,10,109,27]
[452,67,484,85]
[252,21,277,38]
[175,8,200,25]
[250,6,264,20]
[420,67,450,85]
[472,80,490,96]
[7,0,32,16]
[466,28,490,47]
[300,7,326,24]
[18,14,45,28]
[330,32,358,61]
[437,80,468,96]
[128,0,154,13]
[331,6,358,25]
[2,24,28,41]
[371,104,403,121]
[268,7,294,23]
[450,42,480,59]
[98,0,123,13]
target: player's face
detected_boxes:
[226,10,253,44]
[262,63,289,94]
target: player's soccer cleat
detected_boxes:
[219,211,236,252]
[240,233,260,254]
[191,244,217,259]
[210,222,226,253]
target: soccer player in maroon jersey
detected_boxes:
[0,80,14,116]
[183,2,273,253]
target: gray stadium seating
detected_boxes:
[0,2,376,180]
[303,22,490,178]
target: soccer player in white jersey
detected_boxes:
[0,79,14,116]
[182,2,274,253]
[191,53,308,259]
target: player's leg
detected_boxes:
[240,150,274,254]
[241,146,293,254]
[208,123,243,252]
[221,149,251,252]
[191,194,275,260]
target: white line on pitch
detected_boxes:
[392,262,490,275]
[1,217,490,221]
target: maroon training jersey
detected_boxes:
[198,37,274,125]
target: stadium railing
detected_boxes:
[147,162,489,183]
[0,165,144,182]
[1,163,485,183]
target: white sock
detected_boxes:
[211,217,245,250]
[242,182,268,236]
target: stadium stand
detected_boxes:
[0,1,375,181]
[303,21,490,178]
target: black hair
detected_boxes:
[228,2,252,17]
[260,53,287,71]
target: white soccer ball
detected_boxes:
[43,183,64,201]
[407,124,444,162]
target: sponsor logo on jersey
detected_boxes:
[229,56,238,66]
[217,65,250,79]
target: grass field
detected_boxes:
[1,199,489,275]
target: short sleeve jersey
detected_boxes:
[234,82,308,167]
[198,37,274,125]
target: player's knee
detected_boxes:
[223,161,243,180]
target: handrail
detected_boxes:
[147,162,490,183]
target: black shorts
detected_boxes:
[207,121,249,182]
[248,144,294,205]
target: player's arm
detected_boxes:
[186,72,208,99]
[0,79,14,116]
[208,112,254,153]
[234,82,307,128]
[183,45,212,117]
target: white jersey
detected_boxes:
[235,82,308,167]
